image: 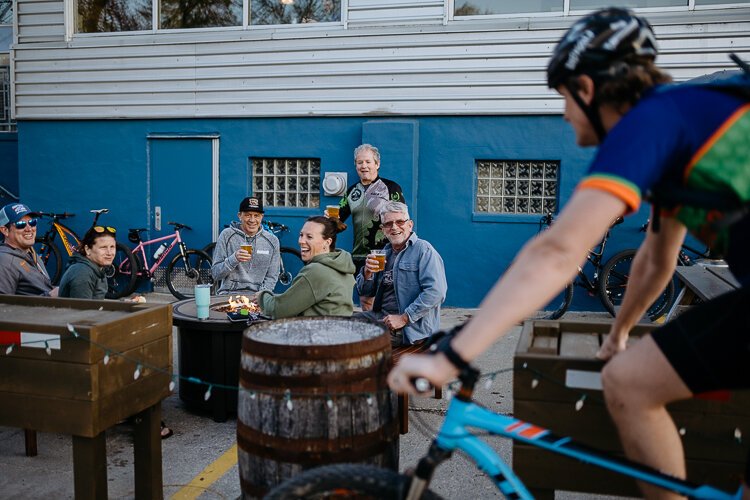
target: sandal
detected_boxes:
[160,421,173,440]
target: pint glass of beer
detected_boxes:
[241,244,253,256]
[370,250,386,272]
[326,205,340,218]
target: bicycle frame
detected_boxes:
[408,374,740,500]
[130,231,185,276]
[39,218,80,257]
[572,227,612,293]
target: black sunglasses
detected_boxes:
[13,219,38,230]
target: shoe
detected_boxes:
[160,421,173,440]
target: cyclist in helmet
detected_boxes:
[389,8,749,498]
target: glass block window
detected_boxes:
[475,160,559,215]
[251,158,320,209]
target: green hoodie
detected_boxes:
[58,254,108,299]
[258,249,355,318]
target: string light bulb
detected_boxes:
[103,352,110,365]
[366,394,373,406]
[67,324,79,337]
[169,378,176,392]
[204,385,213,401]
[45,341,51,356]
[484,374,495,390]
[250,391,257,400]
[285,390,294,411]
[133,364,142,380]
[734,428,742,443]
[575,394,586,411]
[326,396,334,409]
[678,427,686,436]
[5,344,13,355]
[531,378,539,389]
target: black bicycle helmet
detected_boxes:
[547,8,658,89]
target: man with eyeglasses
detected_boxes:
[354,201,447,347]
[0,203,56,296]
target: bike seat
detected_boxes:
[265,221,288,232]
[169,222,192,231]
[128,228,147,243]
[90,208,109,215]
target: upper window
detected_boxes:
[0,0,11,24]
[454,0,749,17]
[77,0,341,33]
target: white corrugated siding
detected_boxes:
[12,3,750,119]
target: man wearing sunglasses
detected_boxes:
[0,203,56,296]
[354,201,447,347]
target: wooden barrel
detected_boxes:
[236,317,398,498]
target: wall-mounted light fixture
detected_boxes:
[323,172,348,196]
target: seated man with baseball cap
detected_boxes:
[211,196,281,295]
[0,202,56,296]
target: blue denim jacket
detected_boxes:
[356,232,447,344]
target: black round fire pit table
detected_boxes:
[172,296,265,422]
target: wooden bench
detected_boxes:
[665,264,740,321]
[391,341,443,434]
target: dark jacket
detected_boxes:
[58,254,108,299]
[0,244,54,296]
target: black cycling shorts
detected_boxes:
[652,286,750,394]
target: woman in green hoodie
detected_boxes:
[58,226,117,299]
[257,216,355,318]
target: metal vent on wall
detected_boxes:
[475,160,559,215]
[251,158,321,208]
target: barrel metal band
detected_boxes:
[239,363,389,391]
[241,333,391,360]
[237,419,398,465]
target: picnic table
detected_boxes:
[665,264,740,321]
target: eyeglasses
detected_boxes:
[13,219,38,230]
[382,219,410,230]
[93,226,117,234]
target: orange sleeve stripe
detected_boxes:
[577,178,641,213]
[685,103,750,181]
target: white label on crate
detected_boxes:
[565,369,602,391]
[21,332,61,350]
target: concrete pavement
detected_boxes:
[0,295,632,499]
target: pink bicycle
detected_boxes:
[108,221,213,300]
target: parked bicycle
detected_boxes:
[34,209,131,286]
[202,220,303,292]
[108,221,212,300]
[538,213,675,321]
[265,350,740,499]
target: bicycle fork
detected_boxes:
[405,443,452,500]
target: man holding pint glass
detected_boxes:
[354,201,447,347]
[211,196,281,295]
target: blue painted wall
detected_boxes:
[0,132,18,199]
[17,116,651,308]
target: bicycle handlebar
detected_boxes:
[37,211,75,219]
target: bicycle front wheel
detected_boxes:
[166,249,213,300]
[106,243,138,299]
[35,237,63,285]
[599,249,676,321]
[265,463,441,500]
[541,283,574,320]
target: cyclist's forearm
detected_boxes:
[611,219,685,333]
[451,190,625,363]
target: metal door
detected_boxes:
[148,135,219,252]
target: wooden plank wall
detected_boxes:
[11,3,750,119]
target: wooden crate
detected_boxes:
[513,319,750,498]
[0,295,172,438]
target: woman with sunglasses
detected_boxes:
[0,202,56,296]
[255,216,355,318]
[58,225,118,299]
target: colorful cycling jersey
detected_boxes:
[338,176,404,259]
[577,85,750,283]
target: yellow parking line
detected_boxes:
[171,443,238,499]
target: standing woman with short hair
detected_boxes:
[256,216,355,318]
[58,226,117,299]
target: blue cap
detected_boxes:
[0,203,39,226]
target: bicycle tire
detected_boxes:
[201,241,215,259]
[599,249,676,321]
[35,237,63,285]
[166,249,213,300]
[542,283,574,320]
[264,463,442,500]
[278,246,303,289]
[106,243,139,299]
